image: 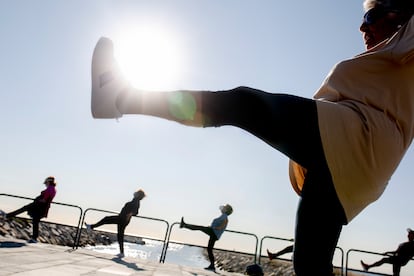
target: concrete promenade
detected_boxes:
[0,237,243,276]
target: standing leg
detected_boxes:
[293,169,346,276]
[392,261,402,276]
[117,222,127,255]
[206,235,218,269]
[31,216,41,241]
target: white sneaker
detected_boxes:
[91,37,128,119]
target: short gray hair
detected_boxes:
[363,0,414,13]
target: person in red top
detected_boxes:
[4,176,57,243]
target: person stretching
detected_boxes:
[85,189,146,258]
[180,204,233,271]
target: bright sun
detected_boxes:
[113,26,183,91]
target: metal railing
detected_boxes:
[161,221,259,263]
[0,193,83,249]
[6,192,402,275]
[346,248,414,276]
[75,207,169,262]
[336,246,345,276]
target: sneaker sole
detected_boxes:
[91,37,125,119]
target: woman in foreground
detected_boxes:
[90,0,414,274]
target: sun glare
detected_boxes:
[114,27,183,91]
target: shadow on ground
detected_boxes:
[0,241,27,248]
[111,257,145,272]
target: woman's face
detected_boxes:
[360,5,402,50]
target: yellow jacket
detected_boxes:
[290,15,414,222]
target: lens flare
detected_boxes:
[114,26,183,91]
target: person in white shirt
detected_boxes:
[179,204,233,271]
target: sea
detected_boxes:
[85,238,210,268]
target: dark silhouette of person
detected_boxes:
[85,189,145,258]
[179,204,233,271]
[267,244,294,260]
[2,176,57,243]
[360,228,414,276]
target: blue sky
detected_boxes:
[1,1,414,273]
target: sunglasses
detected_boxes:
[363,7,390,25]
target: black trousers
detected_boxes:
[202,87,347,276]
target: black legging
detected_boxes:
[7,203,42,240]
[90,215,129,254]
[182,223,218,267]
[201,87,347,275]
